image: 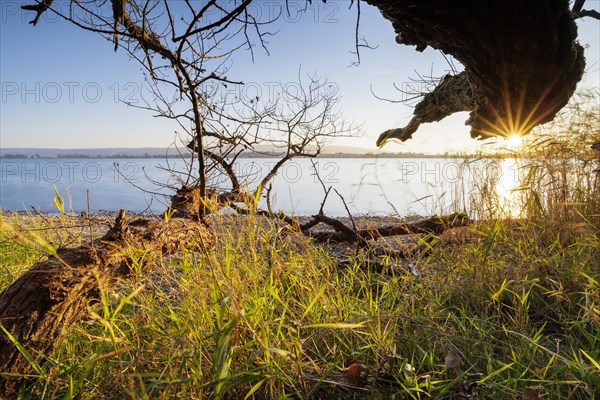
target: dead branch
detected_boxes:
[309,212,471,243]
[312,214,362,241]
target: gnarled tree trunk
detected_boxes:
[0,210,213,397]
[369,0,586,143]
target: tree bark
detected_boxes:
[367,0,585,141]
[0,210,213,397]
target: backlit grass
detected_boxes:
[1,202,598,399]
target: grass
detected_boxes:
[1,196,598,399]
[1,93,599,399]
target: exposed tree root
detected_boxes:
[0,210,213,396]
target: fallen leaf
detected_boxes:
[344,361,369,387]
[522,387,541,400]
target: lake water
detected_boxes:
[0,157,521,217]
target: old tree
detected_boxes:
[1,0,598,395]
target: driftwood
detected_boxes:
[236,204,472,267]
[309,213,471,243]
[310,213,472,272]
[0,210,213,397]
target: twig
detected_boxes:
[334,189,363,254]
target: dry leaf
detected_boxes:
[522,387,541,400]
[344,361,370,387]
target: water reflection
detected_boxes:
[494,158,522,217]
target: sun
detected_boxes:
[504,134,523,149]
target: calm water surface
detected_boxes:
[0,157,520,216]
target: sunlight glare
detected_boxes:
[504,134,523,149]
[496,158,522,218]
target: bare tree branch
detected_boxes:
[575,9,600,19]
[21,0,54,26]
[572,0,586,14]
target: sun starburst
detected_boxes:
[504,134,523,149]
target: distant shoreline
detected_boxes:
[0,152,505,160]
[0,146,510,159]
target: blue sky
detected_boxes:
[1,1,598,153]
